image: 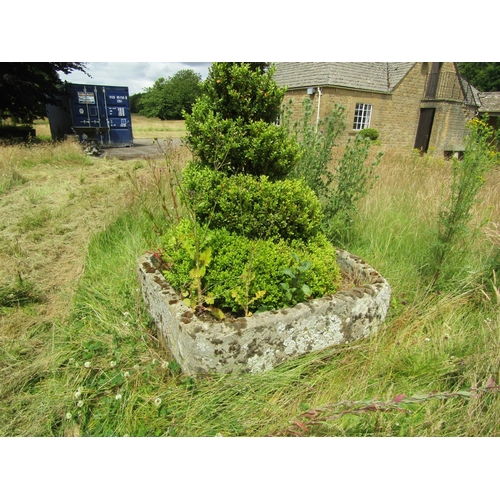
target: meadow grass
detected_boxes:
[129,114,186,139]
[1,140,499,436]
[33,115,186,141]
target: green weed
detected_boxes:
[283,97,382,245]
[430,117,499,288]
[0,276,41,308]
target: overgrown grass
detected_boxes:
[32,115,186,141]
[0,166,27,195]
[1,140,500,436]
[32,118,52,141]
[0,277,41,309]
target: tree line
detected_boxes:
[130,69,202,119]
[457,62,500,92]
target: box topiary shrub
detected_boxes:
[158,63,343,320]
[357,128,379,141]
[181,162,323,242]
[162,219,341,315]
[184,63,302,180]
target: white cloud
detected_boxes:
[60,62,212,96]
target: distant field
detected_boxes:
[130,115,186,139]
[33,119,51,139]
[33,115,186,141]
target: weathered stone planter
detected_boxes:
[138,250,391,375]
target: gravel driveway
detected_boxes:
[102,137,183,160]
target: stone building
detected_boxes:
[273,62,480,157]
[478,91,500,130]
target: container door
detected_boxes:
[101,87,133,146]
[69,85,107,129]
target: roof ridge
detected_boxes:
[274,62,415,93]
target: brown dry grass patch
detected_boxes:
[0,141,138,327]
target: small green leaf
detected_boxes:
[207,306,225,320]
[200,248,212,267]
[281,268,295,278]
[298,260,312,273]
[189,267,204,279]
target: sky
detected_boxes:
[60,62,212,96]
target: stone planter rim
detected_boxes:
[138,249,391,375]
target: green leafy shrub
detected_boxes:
[323,134,382,244]
[184,63,302,180]
[282,98,346,196]
[430,116,499,288]
[357,128,379,141]
[163,63,339,317]
[184,101,301,179]
[201,62,285,123]
[282,99,382,245]
[181,162,323,242]
[162,219,341,315]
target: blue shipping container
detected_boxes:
[48,83,133,146]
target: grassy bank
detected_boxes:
[0,139,499,436]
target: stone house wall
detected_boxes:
[281,62,475,155]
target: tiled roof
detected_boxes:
[460,77,481,107]
[273,62,415,93]
[478,92,500,113]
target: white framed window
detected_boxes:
[353,103,372,130]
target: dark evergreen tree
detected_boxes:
[0,63,89,123]
[458,62,500,92]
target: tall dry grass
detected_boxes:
[1,139,500,437]
[0,141,139,426]
[32,115,186,141]
[130,115,186,139]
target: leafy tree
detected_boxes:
[458,62,500,92]
[130,92,145,114]
[183,62,302,179]
[139,77,167,118]
[140,69,202,120]
[0,62,89,123]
